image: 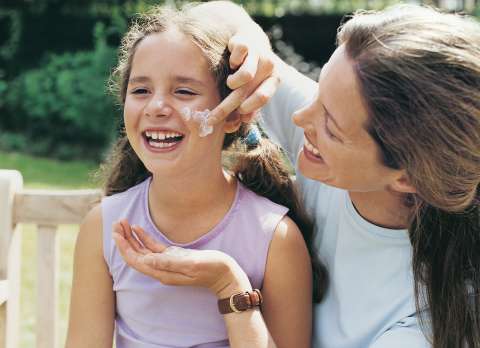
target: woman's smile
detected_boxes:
[302,136,325,163]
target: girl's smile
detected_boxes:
[142,128,185,153]
[123,29,226,176]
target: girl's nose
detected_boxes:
[145,98,173,118]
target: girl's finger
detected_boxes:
[238,75,280,115]
[113,232,141,265]
[113,221,126,237]
[119,219,145,254]
[132,225,167,253]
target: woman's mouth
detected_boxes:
[142,130,185,151]
[303,136,324,162]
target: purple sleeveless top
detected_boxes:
[102,177,288,348]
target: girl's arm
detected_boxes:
[65,205,115,348]
[112,220,278,348]
[261,216,313,348]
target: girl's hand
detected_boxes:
[112,219,252,298]
[208,33,280,126]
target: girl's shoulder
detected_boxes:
[238,182,289,216]
[102,177,151,204]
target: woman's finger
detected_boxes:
[228,35,249,69]
[227,50,259,90]
[208,86,248,125]
[132,225,167,253]
[238,75,280,115]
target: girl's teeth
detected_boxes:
[149,140,176,148]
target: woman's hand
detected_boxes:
[112,219,252,298]
[208,33,281,126]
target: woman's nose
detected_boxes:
[145,98,173,118]
[292,101,314,128]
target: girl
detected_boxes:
[65,3,323,348]
[124,3,480,348]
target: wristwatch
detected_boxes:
[217,289,263,314]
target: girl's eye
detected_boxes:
[176,89,197,96]
[131,88,149,94]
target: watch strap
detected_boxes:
[218,289,263,314]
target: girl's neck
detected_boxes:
[348,190,412,230]
[147,166,237,243]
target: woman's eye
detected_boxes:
[325,122,338,141]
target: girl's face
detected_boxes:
[293,45,404,193]
[124,30,227,176]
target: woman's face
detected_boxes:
[123,30,227,176]
[293,45,402,192]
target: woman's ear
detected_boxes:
[223,112,242,133]
[390,170,417,194]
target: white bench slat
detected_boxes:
[36,224,59,348]
[0,280,7,305]
[13,189,101,225]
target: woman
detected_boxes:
[116,2,480,348]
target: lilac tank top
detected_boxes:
[102,177,288,348]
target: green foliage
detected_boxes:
[0,9,21,60]
[2,22,120,160]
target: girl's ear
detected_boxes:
[223,112,242,133]
[390,171,417,194]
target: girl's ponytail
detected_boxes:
[225,124,328,302]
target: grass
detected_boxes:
[0,151,100,347]
[0,151,98,189]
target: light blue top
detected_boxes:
[102,177,288,348]
[261,66,431,348]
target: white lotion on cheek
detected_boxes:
[180,106,213,137]
[180,106,192,121]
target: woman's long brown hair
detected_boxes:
[338,5,480,347]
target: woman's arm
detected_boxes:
[261,216,313,348]
[197,1,316,163]
[65,205,115,348]
[112,220,278,348]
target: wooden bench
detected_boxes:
[0,170,101,348]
